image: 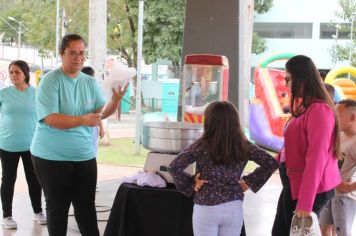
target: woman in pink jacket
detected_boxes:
[271,55,341,235]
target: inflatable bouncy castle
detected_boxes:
[324,66,356,102]
[249,53,295,152]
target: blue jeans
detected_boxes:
[193,200,243,236]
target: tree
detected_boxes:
[254,0,273,14]
[329,0,356,66]
[0,0,273,66]
[107,0,139,68]
[106,0,273,69]
[0,0,89,58]
[21,1,57,58]
[252,0,273,54]
[143,0,185,66]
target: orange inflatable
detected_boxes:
[325,66,356,100]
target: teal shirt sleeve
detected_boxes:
[36,73,59,122]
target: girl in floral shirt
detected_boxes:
[169,101,279,236]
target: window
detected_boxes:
[254,22,313,39]
[320,23,351,39]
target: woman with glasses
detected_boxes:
[271,55,341,235]
[0,60,46,229]
[31,34,127,236]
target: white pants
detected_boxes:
[193,200,243,236]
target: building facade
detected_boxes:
[252,0,351,70]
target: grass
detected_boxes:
[96,138,275,173]
[97,138,149,166]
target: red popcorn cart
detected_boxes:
[182,54,229,123]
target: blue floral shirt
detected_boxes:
[169,140,279,205]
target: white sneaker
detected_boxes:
[2,217,17,229]
[33,212,47,225]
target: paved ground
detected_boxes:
[4,163,283,236]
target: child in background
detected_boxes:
[81,66,105,156]
[324,83,335,103]
[169,101,279,236]
[319,99,356,236]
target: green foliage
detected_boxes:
[0,0,89,58]
[329,44,355,67]
[329,0,356,66]
[143,0,185,66]
[335,0,356,21]
[254,0,274,14]
[107,0,272,66]
[62,0,89,40]
[252,32,268,54]
[0,0,273,64]
[0,1,29,44]
[107,0,139,67]
[252,0,274,54]
[21,1,56,57]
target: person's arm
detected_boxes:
[242,143,279,193]
[98,120,105,138]
[43,113,101,129]
[336,181,352,193]
[168,146,198,197]
[295,104,337,215]
[101,84,128,120]
[349,181,356,192]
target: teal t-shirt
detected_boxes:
[30,68,106,161]
[0,85,37,152]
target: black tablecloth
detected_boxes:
[104,183,194,236]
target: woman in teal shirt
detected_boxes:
[31,34,127,236]
[0,60,46,229]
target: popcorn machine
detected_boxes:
[182,54,229,123]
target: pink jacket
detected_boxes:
[284,101,341,212]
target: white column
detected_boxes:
[55,0,60,66]
[238,0,254,127]
[135,0,145,154]
[89,0,107,84]
[89,0,108,144]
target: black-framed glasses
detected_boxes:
[64,50,88,59]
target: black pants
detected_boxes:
[32,155,99,236]
[0,149,42,218]
[271,163,334,236]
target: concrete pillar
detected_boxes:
[181,0,240,108]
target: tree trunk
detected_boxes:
[89,0,111,146]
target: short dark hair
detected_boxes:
[9,60,30,84]
[338,99,356,109]
[319,71,327,81]
[81,66,95,76]
[324,83,335,99]
[59,34,86,53]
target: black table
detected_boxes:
[104,183,194,236]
